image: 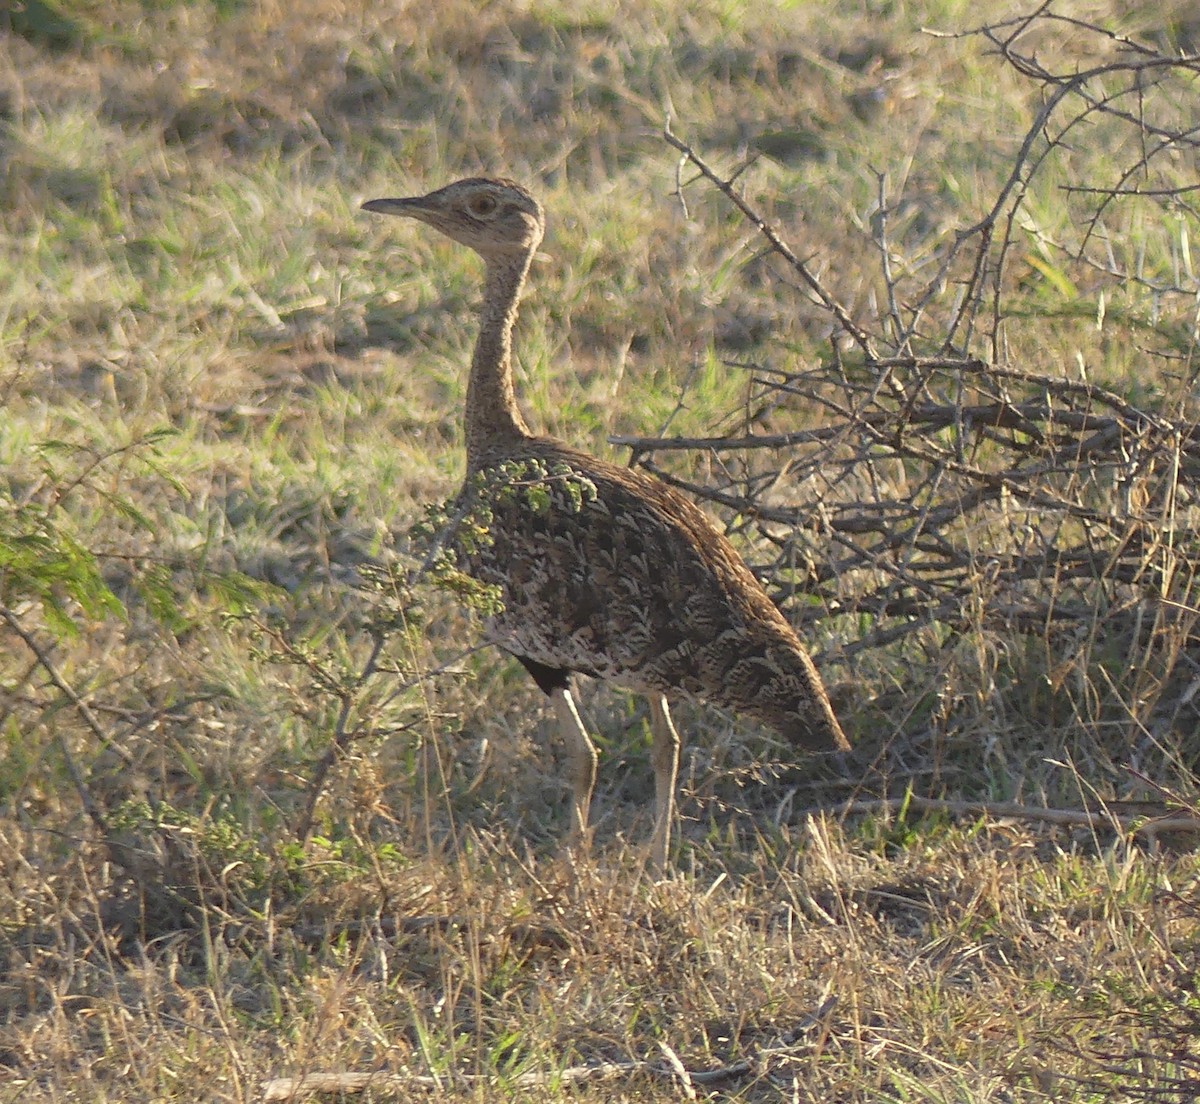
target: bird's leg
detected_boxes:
[551,687,598,855]
[648,694,681,872]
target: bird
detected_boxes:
[363,177,849,870]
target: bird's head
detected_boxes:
[362,177,545,262]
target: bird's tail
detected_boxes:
[749,642,851,752]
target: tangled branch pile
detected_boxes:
[624,11,1200,741]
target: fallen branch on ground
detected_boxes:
[807,794,1200,842]
[261,1002,835,1100]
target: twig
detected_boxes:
[0,607,129,763]
[663,120,876,356]
[294,631,387,844]
[0,606,117,832]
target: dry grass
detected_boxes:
[3,0,1200,1100]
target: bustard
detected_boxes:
[364,177,849,869]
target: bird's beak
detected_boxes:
[362,197,423,216]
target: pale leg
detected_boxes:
[648,694,681,872]
[552,687,598,854]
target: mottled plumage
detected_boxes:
[468,440,843,745]
[364,177,849,868]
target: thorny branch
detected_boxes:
[664,119,877,357]
[646,14,1200,731]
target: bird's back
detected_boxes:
[455,436,848,751]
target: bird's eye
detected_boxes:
[469,194,497,216]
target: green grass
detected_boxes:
[4,0,1200,1100]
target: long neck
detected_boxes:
[465,251,533,469]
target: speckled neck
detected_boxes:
[465,251,534,470]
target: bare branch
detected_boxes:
[663,120,877,356]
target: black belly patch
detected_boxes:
[513,654,572,695]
